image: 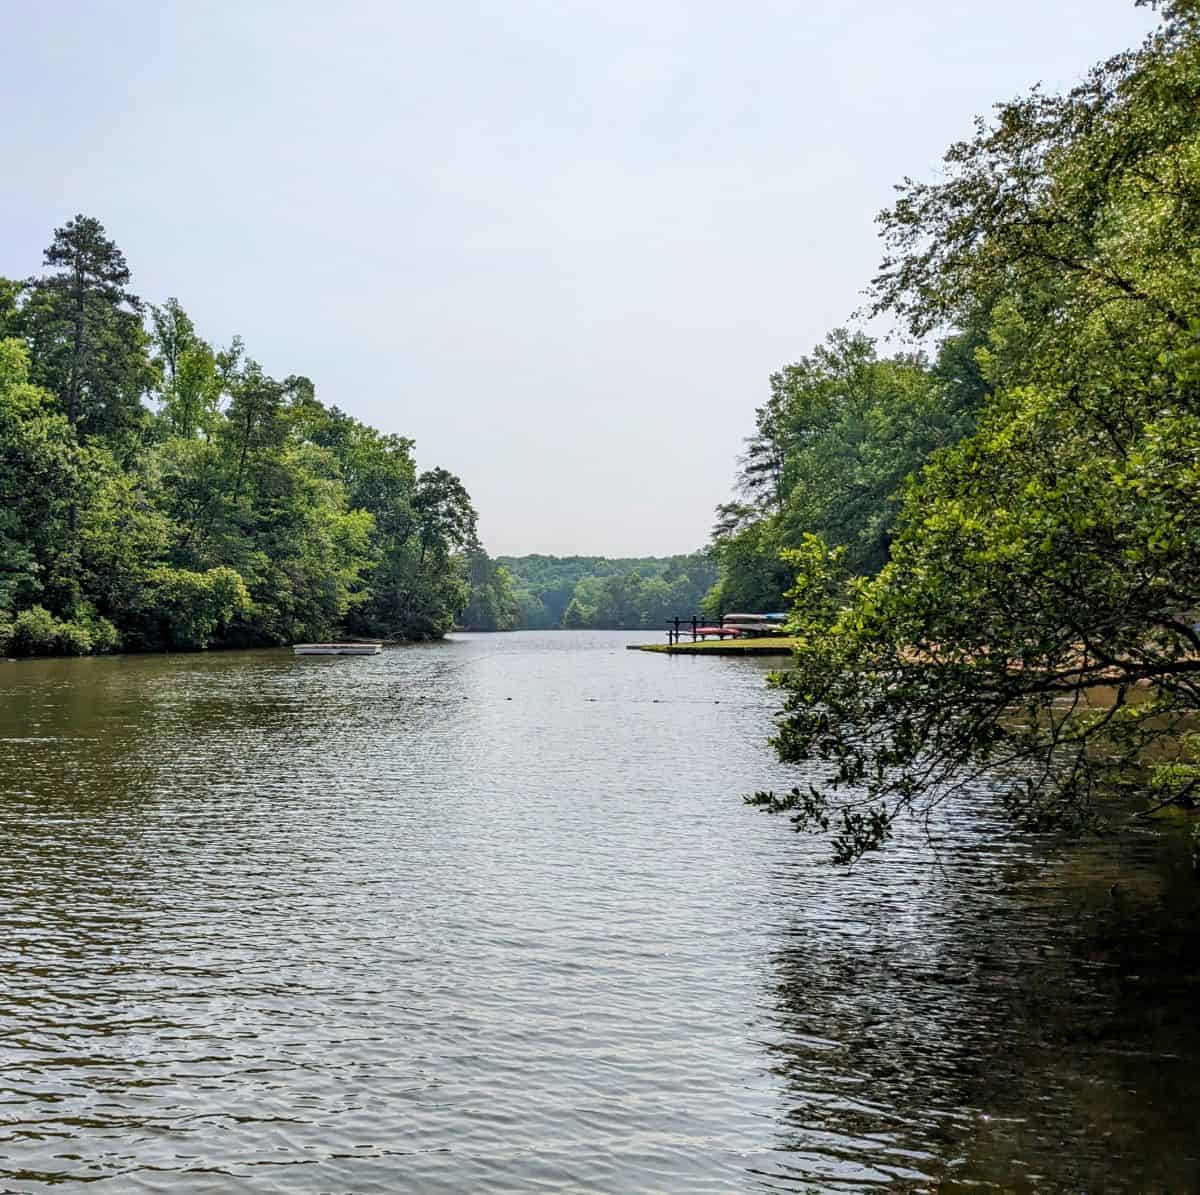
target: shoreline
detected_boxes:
[627,637,797,656]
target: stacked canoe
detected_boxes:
[689,613,789,639]
[720,613,789,637]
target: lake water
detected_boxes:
[1,630,1198,1192]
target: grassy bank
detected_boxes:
[628,637,797,656]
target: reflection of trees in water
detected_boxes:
[760,793,1200,1191]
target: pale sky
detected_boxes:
[2,2,1157,555]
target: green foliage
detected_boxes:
[343,465,476,641]
[86,612,120,653]
[0,218,485,655]
[7,606,68,655]
[0,338,83,612]
[500,553,717,629]
[6,606,72,656]
[462,551,520,630]
[562,596,587,629]
[0,605,114,657]
[22,215,155,443]
[77,459,172,618]
[702,521,793,619]
[707,326,985,616]
[757,5,1200,859]
[134,566,250,650]
[152,299,221,439]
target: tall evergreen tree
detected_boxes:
[23,215,153,441]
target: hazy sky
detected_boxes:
[2,2,1156,555]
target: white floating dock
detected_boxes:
[293,643,382,656]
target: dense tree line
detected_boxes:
[499,553,716,629]
[0,217,482,655]
[738,1,1200,859]
[704,326,986,616]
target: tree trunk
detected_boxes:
[68,257,85,428]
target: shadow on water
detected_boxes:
[760,795,1200,1191]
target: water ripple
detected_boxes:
[1,631,1198,1192]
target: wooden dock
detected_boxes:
[626,611,795,655]
[628,637,796,656]
[651,614,792,647]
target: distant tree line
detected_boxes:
[495,553,716,630]
[1,216,483,655]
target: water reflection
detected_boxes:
[762,802,1200,1191]
[0,633,1197,1192]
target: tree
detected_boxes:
[753,3,1200,860]
[23,215,153,442]
[150,297,196,389]
[151,299,221,439]
[221,357,289,505]
[132,565,250,650]
[704,327,983,620]
[342,466,477,640]
[562,596,588,628]
[0,278,22,340]
[1,216,496,654]
[497,553,715,630]
[462,550,520,630]
[77,461,172,624]
[704,520,793,618]
[775,332,977,574]
[0,338,82,612]
[413,468,478,562]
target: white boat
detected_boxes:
[293,642,382,656]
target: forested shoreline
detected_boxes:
[0,215,715,652]
[497,553,716,630]
[1,218,485,656]
[0,213,718,654]
[714,2,1200,859]
[458,553,718,632]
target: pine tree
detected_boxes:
[24,215,153,441]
